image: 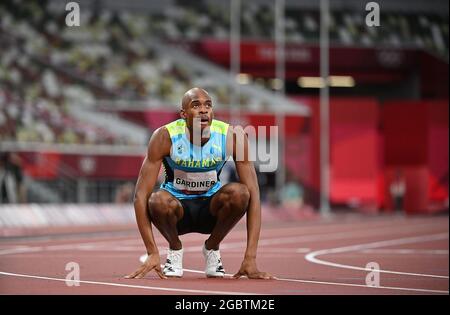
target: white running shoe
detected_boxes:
[163,248,184,277]
[202,244,225,278]
[139,250,183,277]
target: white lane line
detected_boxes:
[273,277,448,294]
[2,268,444,295]
[1,216,442,248]
[360,249,449,255]
[181,268,448,294]
[295,248,311,253]
[0,246,44,255]
[2,221,444,262]
[305,233,449,279]
[220,247,311,253]
[0,271,259,295]
[41,221,446,256]
[134,223,449,263]
[2,219,444,256]
[2,222,448,294]
[0,228,377,257]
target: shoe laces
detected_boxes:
[206,248,222,266]
[166,249,182,266]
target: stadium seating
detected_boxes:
[150,0,449,58]
[0,0,447,147]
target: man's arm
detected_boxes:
[230,126,274,280]
[126,127,171,279]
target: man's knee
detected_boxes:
[220,183,250,213]
[148,191,179,218]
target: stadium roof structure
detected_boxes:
[147,38,311,116]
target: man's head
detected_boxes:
[180,87,213,131]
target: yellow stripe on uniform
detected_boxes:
[165,119,186,137]
[210,120,229,135]
[165,119,229,138]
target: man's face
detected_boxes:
[182,92,214,131]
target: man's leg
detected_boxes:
[205,183,250,250]
[148,190,184,250]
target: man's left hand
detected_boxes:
[233,257,275,280]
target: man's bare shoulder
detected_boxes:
[147,126,172,158]
[151,126,171,142]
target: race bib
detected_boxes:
[173,169,218,192]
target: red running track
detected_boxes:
[0,213,448,295]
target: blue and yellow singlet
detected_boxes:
[160,119,229,199]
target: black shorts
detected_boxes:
[177,197,217,235]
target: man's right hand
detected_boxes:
[125,253,167,279]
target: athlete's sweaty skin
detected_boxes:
[126,88,274,280]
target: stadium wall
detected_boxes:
[382,100,449,213]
